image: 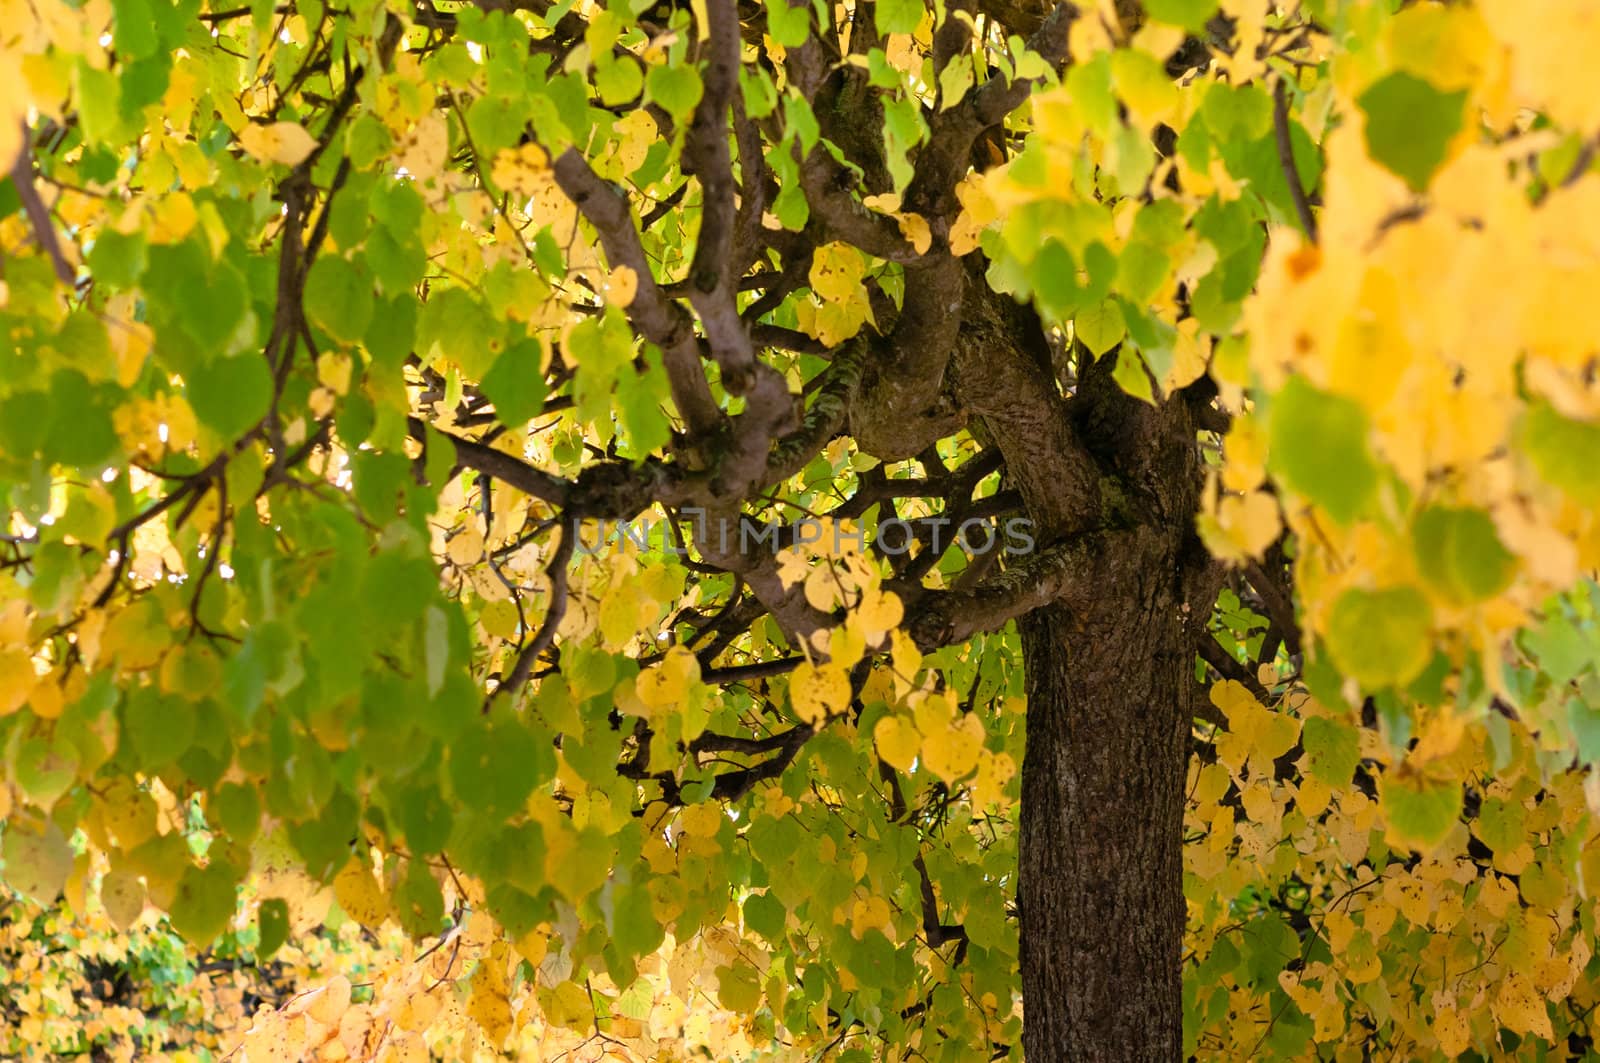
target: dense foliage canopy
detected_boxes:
[3,0,1600,1057]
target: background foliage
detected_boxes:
[2,0,1600,1058]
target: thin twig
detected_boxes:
[1273,78,1318,244]
[8,123,76,286]
[491,522,576,704]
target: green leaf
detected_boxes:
[86,229,147,289]
[144,241,248,355]
[1301,717,1359,787]
[1111,346,1155,404]
[1474,795,1524,854]
[1143,0,1217,32]
[170,861,241,947]
[213,783,262,842]
[15,738,80,809]
[1074,299,1126,357]
[1200,82,1272,142]
[766,0,811,46]
[124,687,197,767]
[616,351,672,457]
[112,0,160,60]
[425,604,450,697]
[1267,377,1379,524]
[257,897,290,959]
[611,880,666,959]
[645,63,704,119]
[188,354,274,441]
[1236,913,1298,990]
[449,719,551,820]
[1032,240,1081,320]
[303,255,376,345]
[287,791,359,880]
[46,371,120,467]
[1521,402,1600,504]
[1116,240,1169,304]
[479,338,548,426]
[419,288,502,377]
[743,891,787,940]
[1523,612,1593,686]
[1380,775,1461,850]
[391,780,454,856]
[1357,72,1466,192]
[1,821,74,904]
[1325,585,1433,689]
[875,0,923,36]
[466,94,533,157]
[394,857,446,937]
[596,55,645,106]
[1219,125,1321,232]
[1412,505,1516,604]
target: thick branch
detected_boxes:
[906,2,1077,216]
[764,337,869,483]
[550,147,722,433]
[906,533,1102,650]
[411,417,573,508]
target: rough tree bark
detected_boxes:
[959,320,1215,1060]
[1018,563,1196,1061]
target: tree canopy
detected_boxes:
[3,0,1600,1058]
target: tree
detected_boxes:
[2,0,1600,1058]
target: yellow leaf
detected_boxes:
[333,856,391,928]
[873,715,921,773]
[804,566,841,612]
[159,642,222,701]
[1491,970,1554,1041]
[0,647,37,716]
[809,243,867,303]
[896,212,932,254]
[972,749,1016,807]
[849,895,894,940]
[515,925,550,968]
[490,142,550,197]
[446,524,485,566]
[105,299,155,387]
[636,646,699,712]
[0,85,24,175]
[776,548,810,589]
[468,943,516,1047]
[789,660,851,724]
[2,819,73,903]
[921,714,984,784]
[1297,775,1332,818]
[306,974,352,1027]
[1432,1004,1471,1057]
[480,599,520,641]
[1214,490,1282,561]
[396,112,449,181]
[392,984,444,1032]
[101,868,146,931]
[678,801,723,838]
[890,629,921,699]
[852,587,903,645]
[612,111,657,174]
[238,121,318,167]
[316,352,353,395]
[608,264,639,308]
[543,978,594,1031]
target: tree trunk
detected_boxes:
[1017,549,1196,1061]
